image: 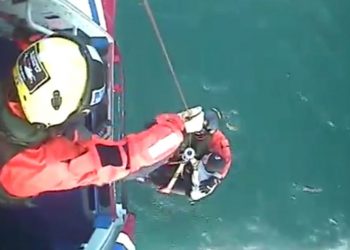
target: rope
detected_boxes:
[143,0,189,111]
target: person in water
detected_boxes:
[0,34,206,205]
[143,108,232,202]
[174,108,231,180]
[187,152,227,201]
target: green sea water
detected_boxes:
[117,1,350,249]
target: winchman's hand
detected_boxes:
[177,106,202,121]
[177,106,204,133]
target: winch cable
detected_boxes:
[143,0,190,112]
[143,0,198,185]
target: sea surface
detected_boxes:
[117,0,350,249]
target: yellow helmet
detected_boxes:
[12,34,106,127]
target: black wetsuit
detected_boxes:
[149,132,213,196]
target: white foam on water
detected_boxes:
[245,223,260,233]
[302,186,323,193]
[291,182,323,194]
[327,239,350,250]
[296,91,309,102]
[222,109,240,132]
[307,234,318,243]
[201,232,213,244]
[201,81,230,93]
[329,218,338,226]
[225,122,239,131]
[327,120,336,128]
[294,91,343,132]
[243,246,260,250]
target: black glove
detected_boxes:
[199,176,221,194]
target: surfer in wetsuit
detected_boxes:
[0,34,206,205]
[144,108,232,202]
[188,152,227,201]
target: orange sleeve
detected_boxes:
[0,114,186,198]
[155,113,185,132]
[125,113,185,171]
[0,136,130,198]
[209,130,232,178]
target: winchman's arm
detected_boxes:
[0,114,186,198]
[0,136,132,198]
